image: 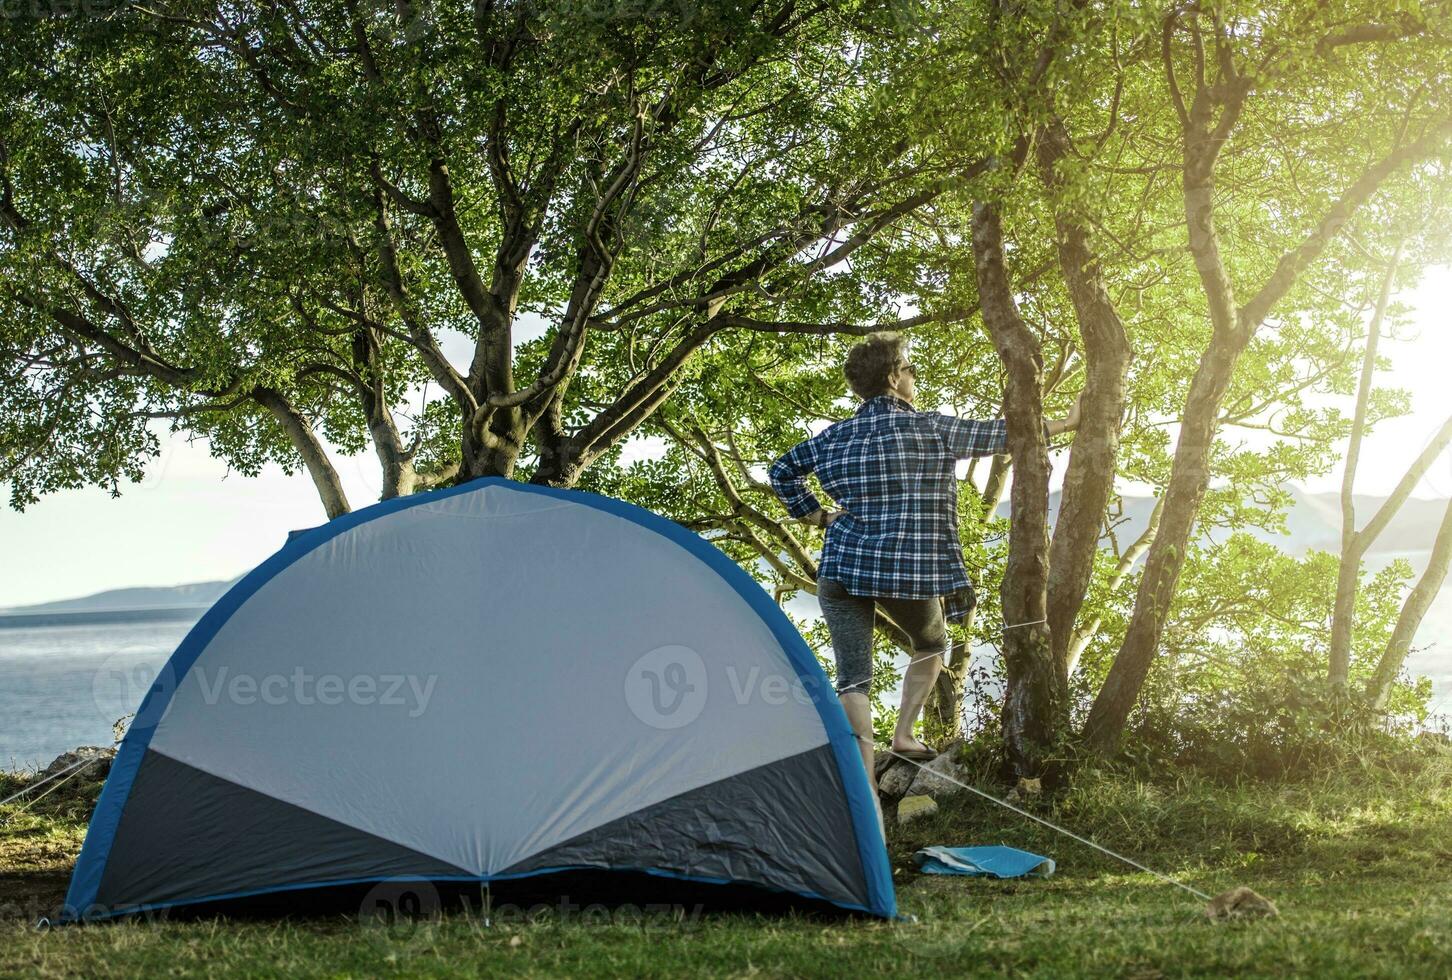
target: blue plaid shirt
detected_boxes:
[770,394,1034,622]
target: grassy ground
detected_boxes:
[2,749,1450,978]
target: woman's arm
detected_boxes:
[928,391,1082,458]
[1045,392,1083,437]
[800,507,846,528]
[770,435,847,527]
[769,436,826,520]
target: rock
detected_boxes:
[897,794,938,825]
[905,751,970,798]
[873,753,897,779]
[1010,778,1045,801]
[1007,776,1043,802]
[40,746,115,781]
[1204,887,1279,920]
[877,759,918,798]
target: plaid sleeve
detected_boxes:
[927,415,1008,459]
[769,435,825,519]
[927,416,1055,458]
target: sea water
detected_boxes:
[0,613,194,770]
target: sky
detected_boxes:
[2,269,1449,609]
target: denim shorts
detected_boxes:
[815,577,949,695]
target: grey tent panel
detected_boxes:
[503,744,866,908]
[96,750,472,912]
[143,484,830,875]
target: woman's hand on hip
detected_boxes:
[805,507,847,528]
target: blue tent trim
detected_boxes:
[62,477,895,920]
[59,863,877,924]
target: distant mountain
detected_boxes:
[998,486,1448,558]
[1281,491,1446,555]
[0,579,237,616]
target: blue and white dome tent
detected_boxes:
[62,478,894,921]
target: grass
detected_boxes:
[2,749,1451,978]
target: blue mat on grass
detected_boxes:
[913,845,1055,879]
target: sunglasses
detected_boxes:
[897,361,917,378]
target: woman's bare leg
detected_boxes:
[878,595,949,754]
[892,650,942,752]
[840,690,876,783]
[839,690,885,831]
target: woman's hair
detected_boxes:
[843,332,907,400]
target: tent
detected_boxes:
[62,477,894,921]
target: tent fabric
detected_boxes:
[62,478,894,920]
[913,845,1056,879]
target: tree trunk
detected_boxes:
[1328,549,1363,688]
[461,408,525,482]
[970,200,1064,777]
[1065,494,1164,675]
[350,324,420,501]
[1330,246,1400,686]
[1079,73,1274,753]
[373,438,418,499]
[1037,120,1134,687]
[1367,496,1452,709]
[1081,333,1246,754]
[980,454,1011,521]
[364,400,420,499]
[253,387,351,519]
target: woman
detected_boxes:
[770,332,1079,791]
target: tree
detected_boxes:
[1,1,980,512]
[1082,2,1452,753]
[636,0,1452,771]
[1327,244,1452,687]
[898,0,1141,776]
[970,197,1065,774]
